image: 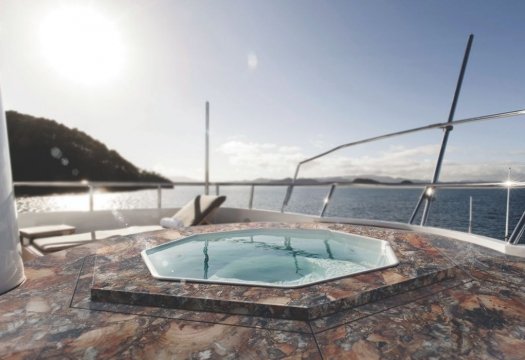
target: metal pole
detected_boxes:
[419,34,474,225]
[508,209,525,244]
[215,184,220,195]
[281,164,301,212]
[468,196,473,233]
[320,184,337,217]
[281,185,294,213]
[409,189,427,224]
[89,185,94,211]
[249,185,255,209]
[205,101,210,195]
[157,185,162,209]
[505,167,511,240]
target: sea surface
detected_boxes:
[16,186,525,241]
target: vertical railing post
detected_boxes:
[509,209,525,244]
[468,196,473,233]
[204,101,210,195]
[281,164,302,213]
[157,185,162,209]
[320,184,337,217]
[409,188,427,224]
[89,185,94,212]
[505,168,511,240]
[215,184,220,195]
[249,184,255,209]
[281,185,294,213]
[412,34,474,225]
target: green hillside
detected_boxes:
[6,111,170,194]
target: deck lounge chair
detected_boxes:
[31,226,163,254]
[160,194,226,228]
[25,195,225,256]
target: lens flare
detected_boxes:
[39,5,125,85]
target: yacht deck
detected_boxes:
[1,222,524,359]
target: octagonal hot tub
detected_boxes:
[141,228,399,288]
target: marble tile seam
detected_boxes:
[307,322,325,360]
[67,255,91,309]
[310,278,474,335]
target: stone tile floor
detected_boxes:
[1,222,524,359]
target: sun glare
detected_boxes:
[39,6,125,85]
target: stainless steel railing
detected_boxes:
[13,179,525,244]
[281,107,525,213]
[15,180,525,209]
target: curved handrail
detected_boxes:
[280,108,525,227]
[283,107,525,208]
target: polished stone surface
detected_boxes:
[91,223,460,320]
[1,222,524,359]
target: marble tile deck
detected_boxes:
[1,222,524,359]
[90,223,461,320]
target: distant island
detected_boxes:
[6,111,171,195]
[250,176,415,185]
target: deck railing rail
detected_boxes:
[13,179,525,245]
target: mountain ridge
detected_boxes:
[6,111,171,194]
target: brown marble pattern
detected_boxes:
[91,223,461,320]
[74,255,312,334]
[315,280,525,359]
[0,222,524,359]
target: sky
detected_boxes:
[0,0,524,182]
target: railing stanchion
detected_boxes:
[249,185,255,209]
[409,189,426,224]
[216,184,220,195]
[281,185,294,213]
[157,185,162,209]
[205,101,210,195]
[505,168,511,240]
[468,196,473,233]
[88,185,94,212]
[320,184,336,217]
[419,34,474,225]
[509,209,525,244]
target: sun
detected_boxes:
[39,6,125,85]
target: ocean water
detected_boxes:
[15,185,525,241]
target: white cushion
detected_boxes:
[160,217,185,229]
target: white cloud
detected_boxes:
[217,141,303,178]
[216,140,523,181]
[300,144,440,180]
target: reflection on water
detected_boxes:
[15,186,525,240]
